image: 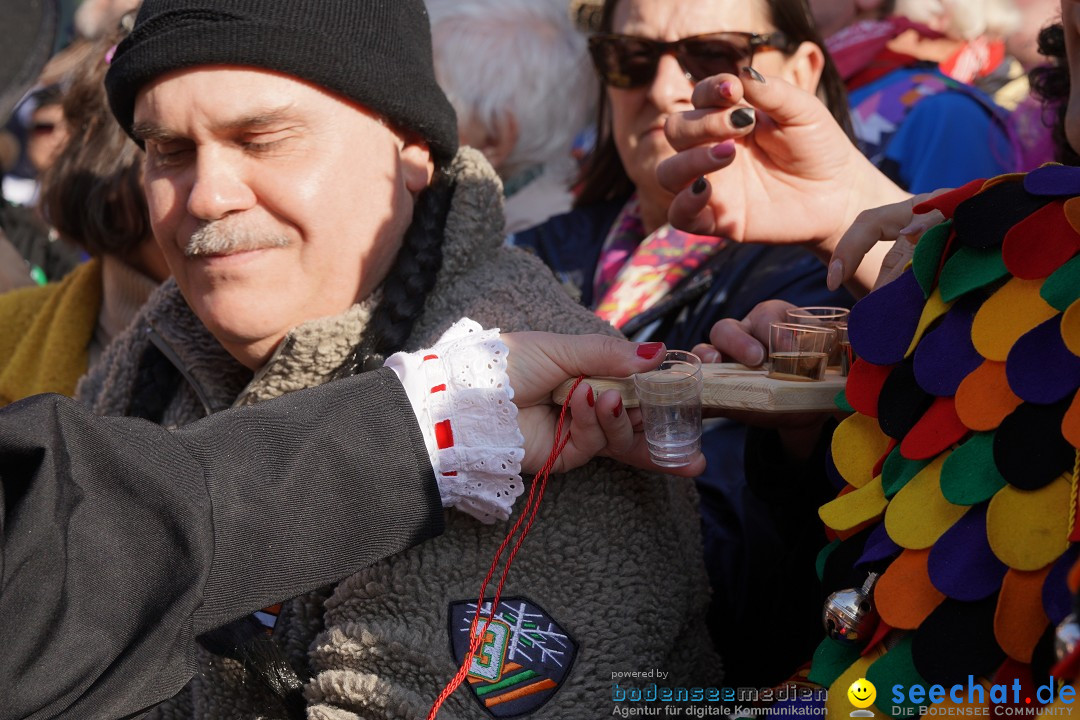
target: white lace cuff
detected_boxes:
[384,318,525,523]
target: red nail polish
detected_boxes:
[613,399,623,418]
[717,80,734,98]
[586,387,595,407]
[637,342,664,359]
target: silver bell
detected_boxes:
[823,573,880,645]
[1056,613,1080,661]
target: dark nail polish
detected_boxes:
[637,342,664,359]
[586,387,595,407]
[613,399,624,418]
[731,108,755,129]
[692,177,707,195]
[741,66,766,84]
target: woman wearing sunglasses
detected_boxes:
[513,0,856,688]
[658,6,1080,706]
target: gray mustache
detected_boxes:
[185,222,290,257]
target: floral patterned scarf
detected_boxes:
[593,195,726,331]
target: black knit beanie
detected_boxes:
[104,0,459,162]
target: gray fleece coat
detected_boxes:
[79,149,721,719]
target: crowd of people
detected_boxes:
[2,0,1080,718]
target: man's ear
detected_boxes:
[401,140,435,195]
[780,41,826,95]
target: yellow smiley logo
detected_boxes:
[848,678,877,709]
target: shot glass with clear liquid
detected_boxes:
[633,351,703,468]
[768,323,833,381]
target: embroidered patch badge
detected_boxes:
[448,597,576,717]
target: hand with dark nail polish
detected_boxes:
[692,177,708,194]
[740,66,766,84]
[731,108,755,129]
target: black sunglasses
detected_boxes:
[588,31,789,89]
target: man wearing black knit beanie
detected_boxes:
[92,1,720,718]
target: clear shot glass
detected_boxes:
[837,323,855,376]
[786,306,850,364]
[633,351,703,468]
[767,323,833,381]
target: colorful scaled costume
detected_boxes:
[805,166,1080,716]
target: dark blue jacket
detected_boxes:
[512,200,852,346]
[515,201,852,685]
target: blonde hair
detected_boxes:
[895,0,1021,40]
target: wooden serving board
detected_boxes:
[552,363,845,413]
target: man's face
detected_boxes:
[134,67,434,368]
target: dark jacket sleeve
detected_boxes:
[0,368,443,720]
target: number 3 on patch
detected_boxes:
[468,618,511,682]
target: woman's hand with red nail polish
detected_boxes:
[498,332,704,479]
[637,342,664,359]
[501,333,705,475]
